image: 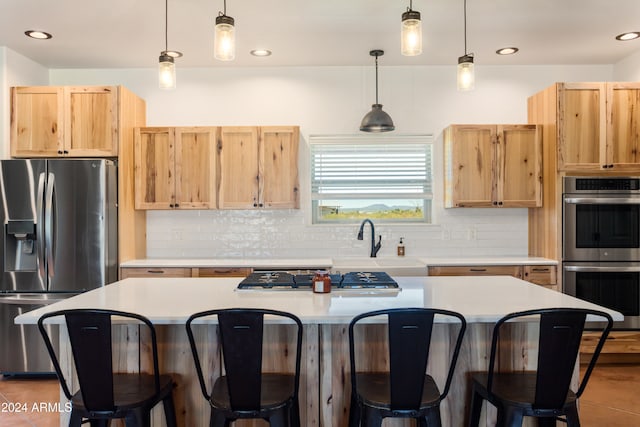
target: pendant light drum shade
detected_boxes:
[360,104,395,132]
[360,50,395,133]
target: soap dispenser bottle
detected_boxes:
[397,237,405,257]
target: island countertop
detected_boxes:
[15,275,621,325]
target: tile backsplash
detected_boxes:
[146,208,529,259]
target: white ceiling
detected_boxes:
[1,0,639,69]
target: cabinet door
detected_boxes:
[175,127,217,209]
[120,267,192,279]
[428,265,523,278]
[218,126,260,209]
[134,128,175,209]
[607,82,640,171]
[499,125,542,207]
[65,86,118,157]
[557,82,606,171]
[260,126,300,209]
[10,86,64,157]
[522,265,557,290]
[444,125,496,207]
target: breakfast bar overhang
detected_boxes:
[16,275,623,427]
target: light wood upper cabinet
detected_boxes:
[218,126,300,209]
[11,86,118,157]
[558,82,640,171]
[444,124,542,208]
[134,127,217,209]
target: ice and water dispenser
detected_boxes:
[5,219,37,271]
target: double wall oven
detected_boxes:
[563,177,640,329]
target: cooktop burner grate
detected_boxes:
[237,271,398,290]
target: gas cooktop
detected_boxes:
[236,271,399,290]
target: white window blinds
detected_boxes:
[310,135,433,200]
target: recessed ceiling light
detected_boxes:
[496,47,519,55]
[162,50,183,58]
[250,49,272,57]
[616,32,640,41]
[24,30,52,40]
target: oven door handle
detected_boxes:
[564,197,640,204]
[564,265,640,273]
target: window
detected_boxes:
[310,135,433,224]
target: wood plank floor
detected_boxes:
[0,364,638,426]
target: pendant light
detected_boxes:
[214,0,235,61]
[457,0,474,91]
[401,0,422,56]
[360,50,395,133]
[158,0,182,90]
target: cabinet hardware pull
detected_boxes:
[469,268,487,272]
[147,270,165,274]
[531,268,549,272]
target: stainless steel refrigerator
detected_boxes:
[0,159,118,375]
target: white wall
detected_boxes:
[613,49,640,81]
[44,64,613,258]
[0,48,49,158]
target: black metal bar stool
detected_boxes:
[348,307,467,427]
[38,308,177,427]
[185,308,303,427]
[468,307,613,427]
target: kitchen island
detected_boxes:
[16,275,621,427]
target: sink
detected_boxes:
[331,257,427,276]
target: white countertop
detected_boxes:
[120,258,333,269]
[421,257,557,266]
[16,275,619,325]
[120,256,557,270]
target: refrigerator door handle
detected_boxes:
[0,294,72,305]
[36,172,46,280]
[45,173,55,280]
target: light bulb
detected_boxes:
[401,10,422,56]
[457,55,474,91]
[215,16,235,61]
[158,54,176,90]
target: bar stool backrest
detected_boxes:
[487,308,613,410]
[186,308,303,412]
[38,309,162,412]
[349,307,467,410]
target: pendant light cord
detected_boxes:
[164,0,168,52]
[463,0,467,55]
[375,53,379,104]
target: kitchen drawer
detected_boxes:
[120,267,192,279]
[428,265,523,278]
[193,267,252,277]
[581,331,640,355]
[522,265,557,286]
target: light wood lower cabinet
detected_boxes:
[428,264,558,290]
[120,267,192,279]
[120,267,252,279]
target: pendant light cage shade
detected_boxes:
[360,50,395,133]
[159,53,176,90]
[214,12,235,60]
[457,54,474,91]
[401,9,422,56]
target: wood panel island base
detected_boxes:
[16,276,621,427]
